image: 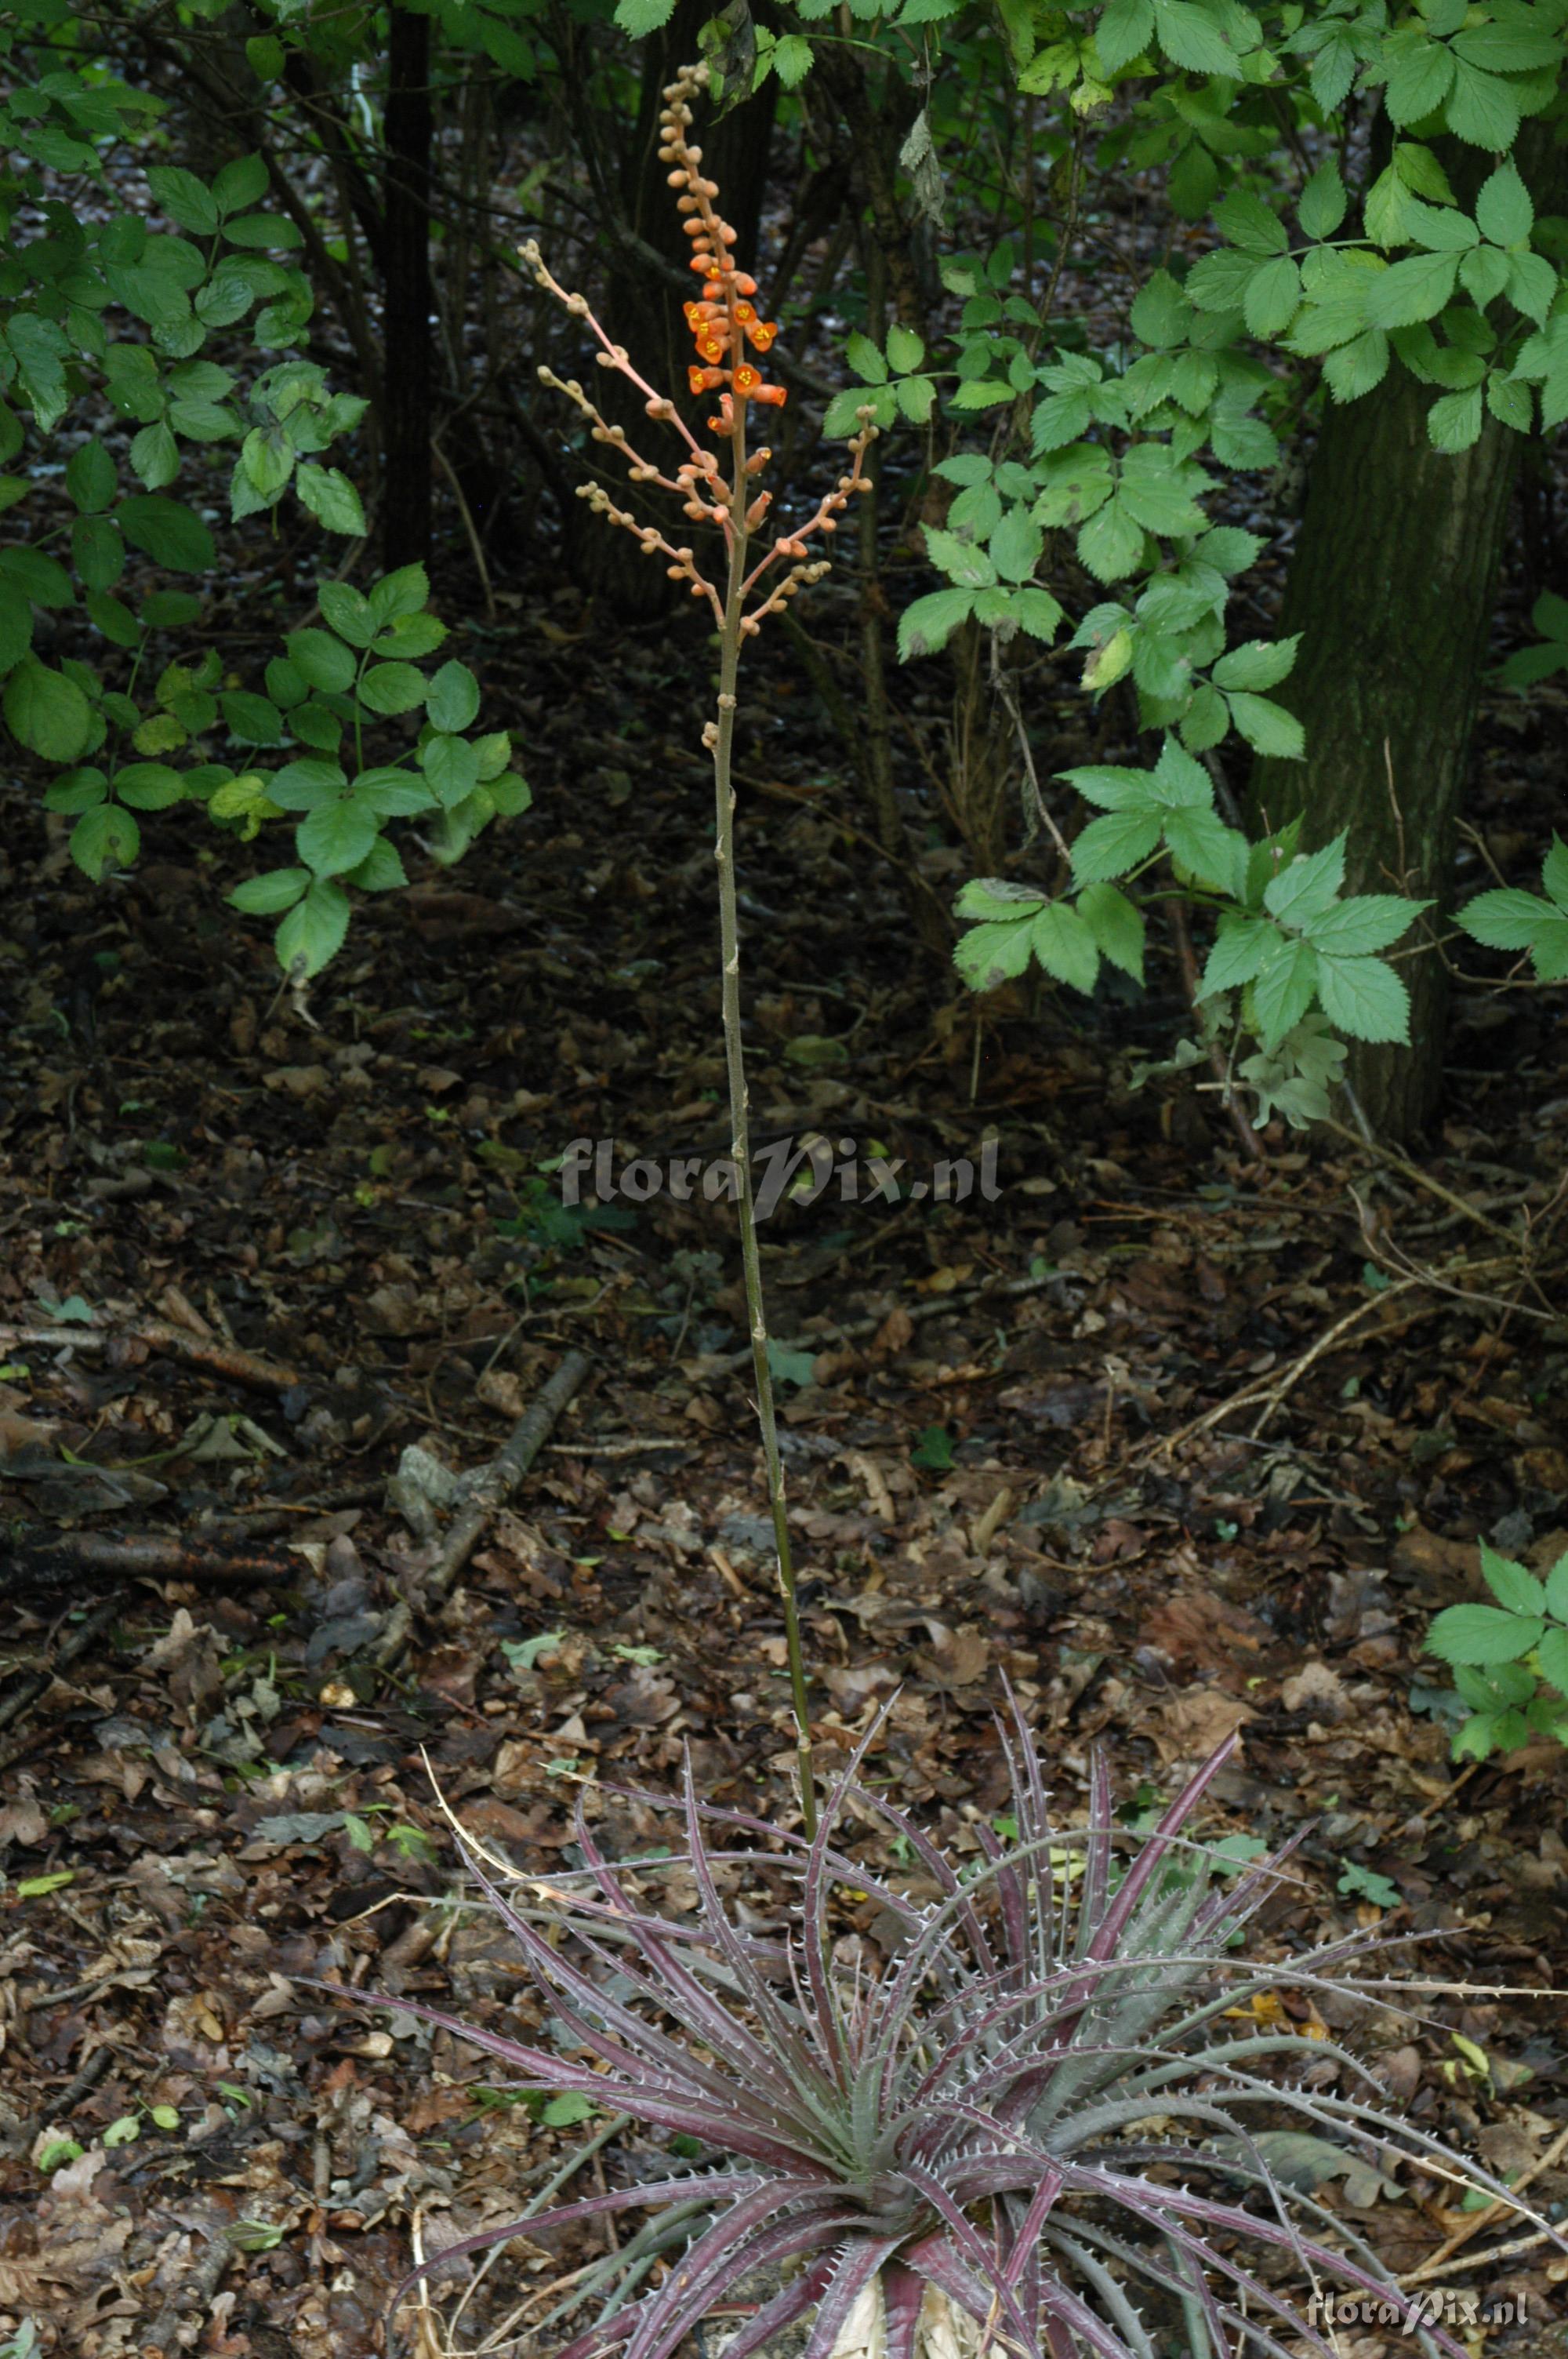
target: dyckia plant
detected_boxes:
[521,60,877,1837]
[327,1706,1551,2359]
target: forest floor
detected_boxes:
[1,577,1566,2359]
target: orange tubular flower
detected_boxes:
[732,362,760,397]
[688,364,724,394]
[746,321,778,353]
[750,383,787,409]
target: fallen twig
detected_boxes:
[0,1320,302,1393]
[0,1590,128,1767]
[145,2220,233,2359]
[1143,1252,1521,1459]
[1400,2117,1568,2286]
[423,1349,593,1601]
[713,1268,1062,1374]
[0,1531,302,1601]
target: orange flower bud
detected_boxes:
[732,272,757,296]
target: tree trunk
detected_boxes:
[1249,357,1519,1140]
[1248,123,1568,1143]
[381,2,434,568]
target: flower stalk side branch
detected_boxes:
[524,60,877,1836]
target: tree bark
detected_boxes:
[1249,358,1519,1140]
[381,1,434,567]
[1247,127,1558,1143]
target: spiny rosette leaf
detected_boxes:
[294,1699,1556,2359]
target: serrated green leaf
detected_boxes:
[1428,1602,1547,1667]
[1058,763,1158,812]
[1298,161,1348,242]
[129,422,180,490]
[114,760,184,809]
[71,801,140,879]
[286,629,357,694]
[1226,692,1304,758]
[1384,38,1454,125]
[1243,256,1302,338]
[1457,886,1550,951]
[886,322,925,373]
[1445,60,1519,151]
[846,331,888,386]
[1076,881,1145,980]
[953,878,1047,923]
[1071,809,1163,883]
[1166,805,1245,892]
[276,876,350,976]
[898,589,975,660]
[1078,500,1147,582]
[1364,252,1460,330]
[1214,189,1290,258]
[426,660,481,732]
[1211,636,1299,694]
[1030,901,1100,994]
[1535,1627,1568,1695]
[298,799,376,876]
[1265,839,1346,928]
[65,441,118,514]
[4,658,93,761]
[953,914,1038,990]
[1200,913,1279,998]
[119,496,215,572]
[1428,387,1483,452]
[990,508,1043,583]
[230,867,310,914]
[1251,936,1320,1047]
[318,581,377,648]
[1301,894,1423,956]
[1314,953,1411,1042]
[1479,1543,1545,1616]
[296,464,366,536]
[1096,0,1155,74]
[422,732,481,805]
[1475,159,1532,250]
[1542,1551,1568,1623]
[922,526,996,589]
[268,756,346,811]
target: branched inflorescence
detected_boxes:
[521,60,875,634]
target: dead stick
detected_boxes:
[0,2036,115,2160]
[713,1270,1060,1374]
[0,1532,303,1599]
[1400,2117,1568,2286]
[0,1590,127,1747]
[145,2223,233,2359]
[423,1350,592,1600]
[0,1321,301,1393]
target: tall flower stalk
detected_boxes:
[523,63,875,1835]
